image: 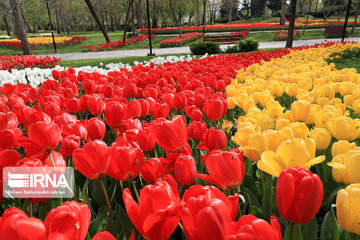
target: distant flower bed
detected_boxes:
[273,29,301,41]
[229,30,249,38]
[160,32,202,48]
[81,34,155,52]
[138,20,355,34]
[324,26,348,38]
[0,55,60,71]
[0,36,86,50]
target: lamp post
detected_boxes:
[342,0,352,42]
[146,0,155,56]
[45,0,57,52]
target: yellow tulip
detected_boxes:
[327,116,360,141]
[309,128,332,150]
[285,84,298,97]
[288,122,309,139]
[275,118,290,130]
[352,99,360,115]
[222,120,234,132]
[232,122,260,146]
[331,140,356,157]
[328,151,360,184]
[290,100,311,122]
[336,184,360,235]
[258,138,325,177]
[344,95,354,107]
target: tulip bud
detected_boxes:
[309,128,331,150]
[174,155,196,186]
[198,127,227,152]
[86,117,106,141]
[336,184,360,235]
[331,140,356,157]
[276,167,323,225]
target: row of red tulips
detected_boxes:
[0,42,349,239]
[81,34,155,52]
[0,55,60,71]
[159,32,202,48]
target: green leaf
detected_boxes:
[284,223,303,240]
[320,208,340,240]
[246,188,261,208]
[303,217,318,239]
[81,179,89,203]
[249,206,265,219]
[88,206,107,236]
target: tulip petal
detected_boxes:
[123,189,142,233]
[304,156,326,169]
[276,172,295,219]
[258,151,286,177]
[336,189,350,232]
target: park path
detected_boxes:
[37,37,360,61]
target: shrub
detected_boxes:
[324,26,348,38]
[190,41,221,55]
[225,45,239,53]
[238,39,259,52]
[127,32,139,38]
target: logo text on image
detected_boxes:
[3,167,74,199]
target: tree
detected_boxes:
[351,0,360,34]
[323,0,339,21]
[286,0,297,48]
[84,0,110,42]
[267,0,282,14]
[196,0,200,26]
[122,0,135,42]
[280,0,286,25]
[168,0,181,38]
[250,0,267,17]
[302,0,313,35]
[9,0,31,55]
[228,0,233,24]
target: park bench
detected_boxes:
[203,34,243,44]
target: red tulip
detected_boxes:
[107,146,144,181]
[180,185,239,240]
[141,157,169,184]
[123,175,180,240]
[0,208,46,240]
[92,231,116,240]
[86,117,106,141]
[73,140,109,179]
[276,167,323,225]
[125,99,141,119]
[152,103,170,119]
[187,121,207,141]
[203,99,227,121]
[44,201,91,240]
[197,149,245,190]
[229,215,282,240]
[198,127,227,151]
[104,101,124,128]
[151,115,188,152]
[137,128,155,152]
[61,121,88,141]
[61,135,81,157]
[174,154,196,186]
[18,121,61,156]
[88,94,105,115]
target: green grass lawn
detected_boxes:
[246,28,360,42]
[0,31,171,56]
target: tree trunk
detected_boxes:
[313,0,319,19]
[2,15,11,36]
[132,2,136,34]
[188,11,193,26]
[151,0,157,28]
[302,0,313,35]
[9,0,31,55]
[196,0,200,26]
[54,6,61,34]
[20,6,31,33]
[228,0,233,24]
[262,0,267,20]
[351,1,360,34]
[324,0,338,21]
[138,0,143,29]
[169,0,182,38]
[286,0,297,48]
[350,1,360,34]
[280,0,286,25]
[122,0,135,42]
[84,0,110,42]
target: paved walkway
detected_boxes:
[37,37,360,61]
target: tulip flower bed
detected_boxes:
[0,55,60,71]
[81,34,155,52]
[273,29,301,41]
[1,42,360,239]
[138,20,356,34]
[159,32,202,48]
[0,36,87,50]
[229,30,249,38]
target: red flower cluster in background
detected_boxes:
[229,30,249,38]
[0,55,60,71]
[81,34,155,52]
[160,32,202,48]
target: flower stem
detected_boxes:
[28,199,32,217]
[48,152,56,169]
[290,222,295,240]
[99,178,115,230]
[131,179,140,202]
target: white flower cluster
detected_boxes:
[0,54,199,87]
